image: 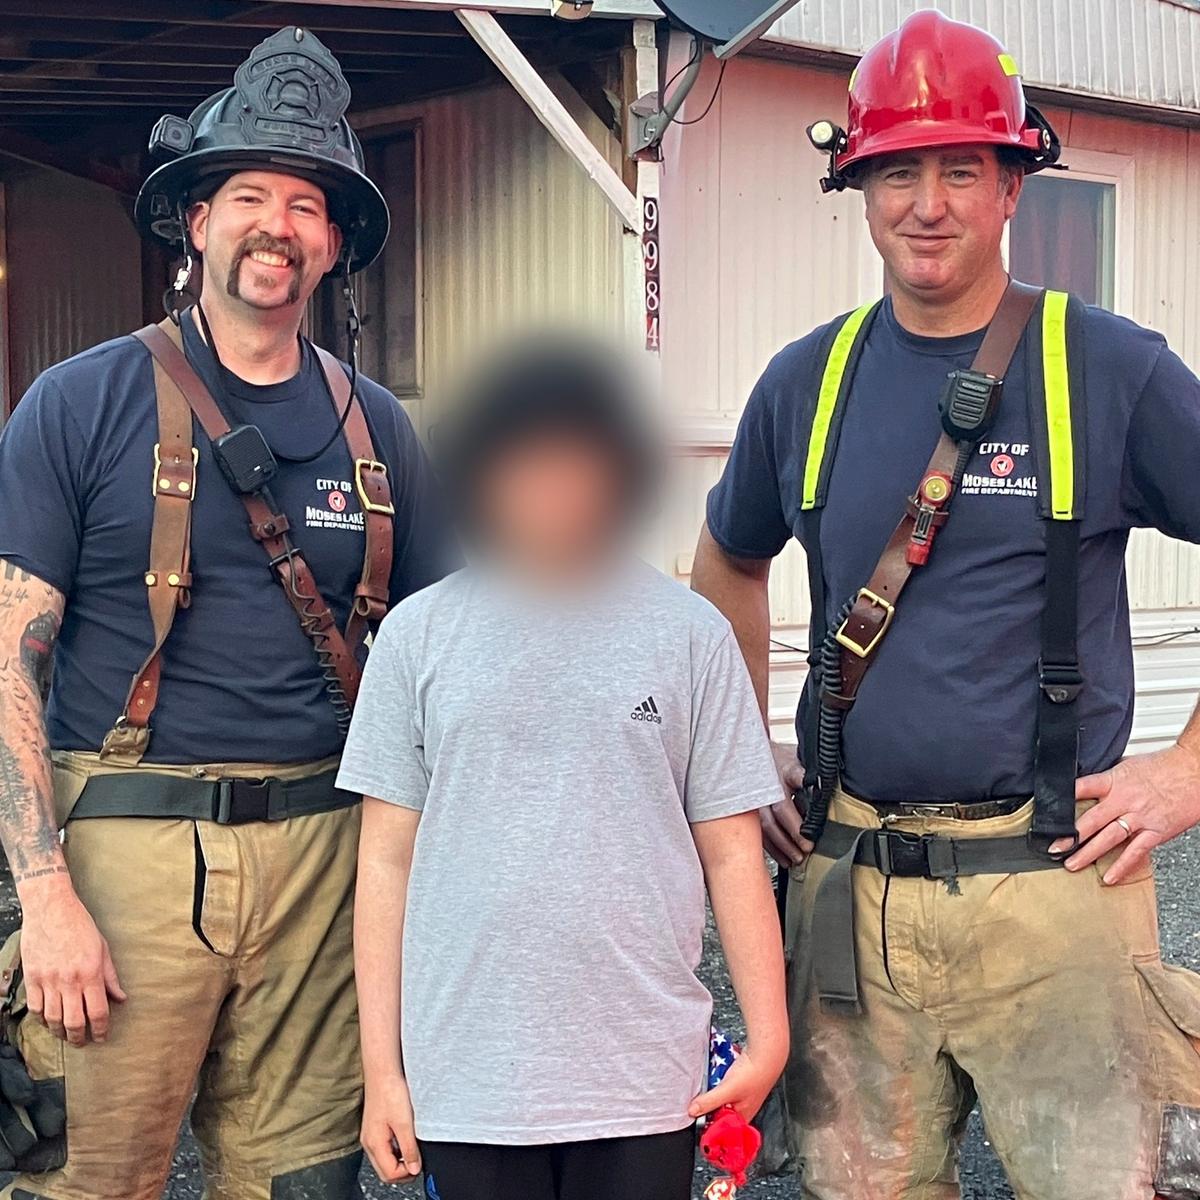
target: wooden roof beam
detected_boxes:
[0,24,479,54]
[0,8,470,37]
[0,77,213,95]
[456,8,640,232]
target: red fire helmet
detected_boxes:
[808,10,1061,192]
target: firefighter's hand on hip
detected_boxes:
[19,876,126,1047]
[1053,741,1200,885]
[761,743,813,868]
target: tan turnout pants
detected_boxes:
[3,753,363,1200]
[785,789,1200,1200]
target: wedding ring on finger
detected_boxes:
[1116,816,1133,837]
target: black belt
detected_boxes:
[810,818,1064,1012]
[70,768,358,824]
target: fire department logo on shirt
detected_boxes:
[305,476,364,533]
[960,443,1038,500]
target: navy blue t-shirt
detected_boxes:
[707,297,1200,803]
[0,310,454,764]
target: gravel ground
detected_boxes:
[1,827,1198,1199]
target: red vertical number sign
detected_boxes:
[643,197,661,352]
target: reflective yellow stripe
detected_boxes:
[998,53,1020,77]
[802,302,876,510]
[1042,290,1075,520]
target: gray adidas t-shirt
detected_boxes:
[337,560,780,1145]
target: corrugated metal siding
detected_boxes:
[659,54,880,441]
[374,81,630,431]
[763,0,1200,115]
[1042,103,1200,609]
[4,166,142,406]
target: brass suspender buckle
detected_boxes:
[835,588,896,659]
[153,445,199,501]
[354,458,395,516]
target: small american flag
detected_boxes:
[708,1025,741,1090]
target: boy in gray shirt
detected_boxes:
[338,340,788,1200]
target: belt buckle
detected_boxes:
[215,778,275,824]
[835,588,895,659]
[875,830,931,877]
[354,458,395,516]
[911,804,953,819]
[874,830,958,879]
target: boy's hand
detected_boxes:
[361,1072,421,1183]
[688,1044,787,1124]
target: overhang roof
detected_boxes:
[0,0,634,190]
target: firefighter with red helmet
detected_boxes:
[694,11,1200,1197]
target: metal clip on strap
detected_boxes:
[1039,659,1083,705]
[98,717,152,767]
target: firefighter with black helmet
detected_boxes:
[693,11,1200,1197]
[0,27,450,1199]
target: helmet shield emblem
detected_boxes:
[234,27,351,155]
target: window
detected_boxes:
[312,125,421,399]
[1010,174,1116,308]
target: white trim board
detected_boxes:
[245,0,662,17]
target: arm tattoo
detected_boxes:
[20,612,58,704]
[0,560,68,885]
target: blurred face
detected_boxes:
[472,433,629,576]
[862,146,1021,304]
[188,170,342,314]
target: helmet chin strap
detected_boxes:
[163,199,198,324]
[340,245,361,381]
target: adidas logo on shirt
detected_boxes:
[630,696,662,724]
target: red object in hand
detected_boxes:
[700,1106,763,1188]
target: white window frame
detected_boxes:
[1004,145,1135,315]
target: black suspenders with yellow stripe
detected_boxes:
[796,288,1088,1011]
[798,288,1085,843]
[796,300,882,805]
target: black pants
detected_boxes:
[420,1126,697,1200]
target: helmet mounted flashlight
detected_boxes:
[806,120,850,193]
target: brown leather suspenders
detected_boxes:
[324,339,395,654]
[100,319,394,765]
[99,350,199,763]
[825,282,1042,712]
